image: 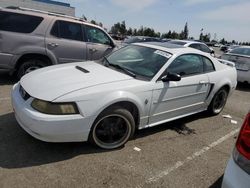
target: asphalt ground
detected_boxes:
[0,50,250,188]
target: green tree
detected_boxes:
[110,21,127,35]
[90,20,97,25]
[220,38,226,45]
[110,22,121,34]
[133,28,137,36]
[199,33,204,41]
[137,26,144,36]
[120,21,126,35]
[203,33,211,42]
[171,31,179,39]
[166,30,172,38]
[183,22,189,39]
[127,27,133,35]
[98,22,103,28]
[82,14,87,21]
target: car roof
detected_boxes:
[235,46,250,49]
[134,42,205,55]
[170,39,203,45]
[0,7,103,30]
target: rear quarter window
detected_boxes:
[202,56,215,72]
[0,11,43,33]
[50,20,83,41]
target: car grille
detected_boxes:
[19,85,31,101]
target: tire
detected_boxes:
[208,88,228,115]
[17,59,48,79]
[90,107,135,149]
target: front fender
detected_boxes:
[72,90,151,125]
[96,90,146,117]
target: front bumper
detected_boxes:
[222,156,250,188]
[11,83,91,142]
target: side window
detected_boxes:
[202,56,215,72]
[0,11,43,33]
[189,44,201,50]
[51,20,83,41]
[85,26,111,45]
[200,44,211,53]
[231,48,248,56]
[245,49,250,56]
[167,54,204,77]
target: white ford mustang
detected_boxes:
[12,42,237,149]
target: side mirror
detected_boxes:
[110,40,116,48]
[210,50,215,57]
[161,72,181,82]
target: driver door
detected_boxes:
[149,54,210,124]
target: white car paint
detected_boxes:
[168,40,214,55]
[222,110,250,188]
[222,156,250,188]
[11,43,237,143]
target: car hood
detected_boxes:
[20,61,133,101]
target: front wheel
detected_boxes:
[208,88,228,115]
[90,107,135,149]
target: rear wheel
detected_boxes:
[208,88,228,115]
[17,59,48,79]
[90,107,135,149]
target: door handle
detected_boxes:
[199,80,208,84]
[48,43,59,47]
[90,48,97,53]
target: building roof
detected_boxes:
[33,0,72,8]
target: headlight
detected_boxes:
[31,99,79,115]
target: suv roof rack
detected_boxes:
[6,6,86,22]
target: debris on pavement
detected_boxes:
[133,147,141,152]
[230,120,238,124]
[222,114,232,119]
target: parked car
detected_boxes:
[12,42,237,149]
[222,110,250,188]
[168,40,215,56]
[123,36,162,44]
[226,45,240,53]
[220,44,231,52]
[220,46,250,83]
[214,43,222,47]
[0,7,116,78]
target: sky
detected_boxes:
[60,0,250,42]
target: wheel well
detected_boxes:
[221,84,230,93]
[101,101,140,128]
[15,54,52,70]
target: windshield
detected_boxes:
[106,45,171,80]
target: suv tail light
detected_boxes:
[233,112,250,174]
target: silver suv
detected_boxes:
[0,7,116,78]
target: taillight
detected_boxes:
[236,113,250,160]
[233,112,250,174]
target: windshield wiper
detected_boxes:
[110,63,136,78]
[103,57,136,78]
